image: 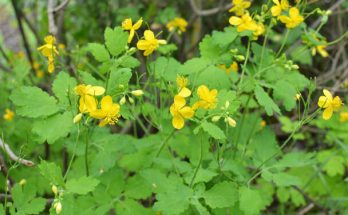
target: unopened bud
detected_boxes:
[19,179,26,186]
[128,97,134,104]
[235,55,245,62]
[52,185,58,195]
[295,93,301,100]
[226,117,237,127]
[118,84,125,89]
[225,101,230,109]
[73,113,83,124]
[291,64,299,70]
[211,116,221,122]
[131,90,144,97]
[230,49,238,54]
[120,96,126,105]
[55,202,62,214]
[127,47,137,54]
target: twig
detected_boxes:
[52,0,70,13]
[0,138,35,167]
[189,0,232,16]
[47,0,58,35]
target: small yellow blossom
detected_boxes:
[193,85,218,110]
[136,30,166,56]
[295,93,301,100]
[33,61,40,70]
[90,96,121,127]
[312,45,329,58]
[15,51,25,59]
[260,120,266,127]
[271,0,289,17]
[176,75,191,98]
[170,95,194,129]
[3,108,14,121]
[58,43,65,50]
[253,22,265,39]
[36,70,44,78]
[229,0,251,16]
[229,13,257,33]
[340,112,348,122]
[122,18,143,43]
[166,17,188,33]
[219,62,238,74]
[317,89,343,120]
[37,35,59,73]
[279,7,304,29]
[75,84,105,113]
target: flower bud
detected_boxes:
[230,49,238,54]
[225,101,230,109]
[118,84,124,89]
[128,97,134,104]
[120,96,126,105]
[295,93,301,100]
[52,185,58,195]
[291,64,299,70]
[127,47,137,54]
[211,116,221,122]
[131,90,144,97]
[226,117,237,127]
[73,113,83,124]
[260,120,266,128]
[235,55,245,62]
[19,179,27,186]
[55,202,62,214]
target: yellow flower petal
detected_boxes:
[178,87,191,98]
[172,115,185,129]
[100,95,113,111]
[87,86,105,96]
[323,106,333,120]
[178,106,194,119]
[174,95,186,108]
[133,18,143,30]
[144,30,155,40]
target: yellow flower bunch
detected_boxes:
[122,18,143,43]
[271,0,289,17]
[33,61,44,78]
[74,84,121,127]
[229,0,251,16]
[37,35,59,73]
[3,108,14,121]
[317,89,343,120]
[229,13,265,39]
[166,17,188,34]
[137,30,167,56]
[170,95,195,129]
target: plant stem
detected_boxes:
[64,125,80,180]
[84,126,90,176]
[237,40,251,93]
[190,134,203,187]
[276,29,290,56]
[155,130,176,157]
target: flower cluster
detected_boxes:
[37,35,59,73]
[271,0,304,29]
[170,76,219,129]
[74,84,121,127]
[3,108,14,121]
[121,18,166,56]
[229,0,264,39]
[317,89,343,120]
[166,17,188,34]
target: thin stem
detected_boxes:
[63,125,80,180]
[237,40,251,92]
[84,127,90,176]
[155,130,176,157]
[277,29,290,56]
[190,134,203,187]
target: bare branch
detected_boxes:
[189,0,232,16]
[0,138,35,167]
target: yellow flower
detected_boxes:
[260,120,266,127]
[166,17,188,33]
[176,75,191,98]
[122,18,143,43]
[229,0,251,16]
[193,85,218,110]
[218,62,238,74]
[229,13,257,33]
[271,0,289,17]
[90,96,121,127]
[253,22,265,39]
[75,84,105,113]
[317,89,343,120]
[340,112,348,122]
[58,43,65,50]
[15,51,25,59]
[37,35,59,58]
[170,95,194,129]
[33,61,40,70]
[312,45,329,58]
[3,108,14,121]
[279,7,304,29]
[136,30,167,56]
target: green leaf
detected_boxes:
[107,68,132,95]
[200,121,226,140]
[87,43,110,62]
[52,72,77,106]
[38,160,64,186]
[11,184,46,214]
[212,27,238,49]
[154,185,193,215]
[66,176,100,195]
[120,55,140,68]
[195,66,230,89]
[317,151,345,177]
[254,85,281,116]
[116,198,154,215]
[180,58,210,75]
[124,175,152,199]
[203,181,238,208]
[290,45,312,65]
[150,57,180,82]
[32,112,74,144]
[10,86,59,118]
[104,27,128,56]
[13,58,30,82]
[272,80,297,111]
[262,171,302,187]
[157,43,178,55]
[239,186,264,215]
